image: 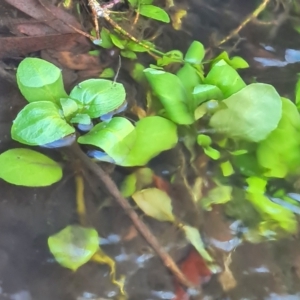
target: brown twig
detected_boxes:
[67,143,196,289]
[37,0,95,40]
[217,0,271,47]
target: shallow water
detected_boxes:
[1,0,300,299]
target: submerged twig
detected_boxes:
[67,143,196,289]
[217,0,271,47]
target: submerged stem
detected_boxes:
[67,143,196,289]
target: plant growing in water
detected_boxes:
[2,37,300,295]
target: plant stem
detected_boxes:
[217,0,271,46]
[68,142,196,289]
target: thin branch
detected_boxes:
[217,0,271,47]
[67,143,196,289]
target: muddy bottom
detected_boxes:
[1,0,300,299]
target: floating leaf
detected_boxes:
[17,58,67,103]
[11,101,75,146]
[132,188,175,221]
[138,5,170,23]
[48,225,99,271]
[204,59,246,98]
[69,79,126,118]
[209,83,282,142]
[184,41,205,64]
[0,148,62,187]
[182,224,214,262]
[144,68,194,124]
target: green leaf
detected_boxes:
[184,41,205,64]
[98,28,113,49]
[220,160,234,176]
[69,79,126,118]
[126,41,150,52]
[212,51,249,69]
[209,83,282,142]
[144,68,194,124]
[11,101,75,146]
[48,225,99,271]
[16,58,68,103]
[130,63,146,83]
[70,114,91,125]
[197,134,211,147]
[182,225,214,262]
[78,117,136,162]
[204,59,246,98]
[203,146,220,160]
[132,188,175,221]
[246,177,297,233]
[192,84,223,106]
[295,75,300,110]
[121,50,137,59]
[120,168,154,197]
[78,116,177,166]
[99,68,115,78]
[157,50,183,67]
[0,148,62,186]
[257,97,300,177]
[138,5,170,23]
[60,98,78,119]
[110,33,126,49]
[177,64,203,107]
[202,185,232,210]
[122,116,178,166]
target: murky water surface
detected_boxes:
[1,0,300,299]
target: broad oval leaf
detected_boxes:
[11,101,75,146]
[132,188,175,221]
[256,97,300,177]
[78,117,137,162]
[209,83,282,142]
[48,225,99,271]
[144,68,194,124]
[184,41,205,64]
[0,148,62,186]
[78,116,178,166]
[17,58,68,103]
[138,5,170,23]
[123,116,178,166]
[204,59,246,98]
[69,79,126,118]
